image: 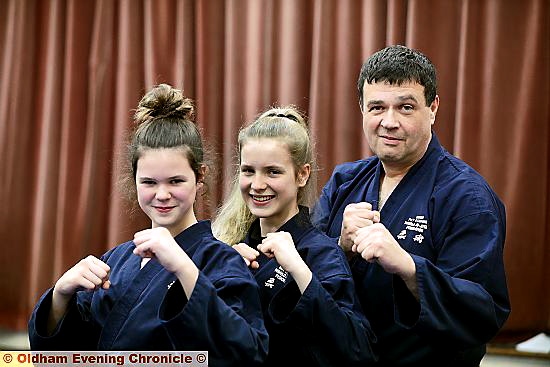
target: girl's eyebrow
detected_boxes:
[265,165,284,170]
[138,175,187,180]
[240,163,285,170]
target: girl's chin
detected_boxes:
[248,206,273,216]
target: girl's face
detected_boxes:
[239,138,310,232]
[136,147,200,236]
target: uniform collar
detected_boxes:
[246,206,311,245]
[173,220,213,255]
[371,132,444,211]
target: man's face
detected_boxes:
[361,81,438,172]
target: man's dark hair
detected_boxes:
[357,45,437,109]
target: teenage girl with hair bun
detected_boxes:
[29,84,268,366]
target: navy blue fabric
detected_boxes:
[312,134,510,366]
[28,221,268,367]
[245,206,377,367]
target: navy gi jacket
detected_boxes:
[312,134,510,366]
[244,206,377,367]
[28,221,268,367]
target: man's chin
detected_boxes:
[376,152,402,162]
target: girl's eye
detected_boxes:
[141,180,156,185]
[170,179,184,184]
[241,167,254,175]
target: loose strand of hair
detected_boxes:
[212,175,255,245]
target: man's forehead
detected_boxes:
[363,82,425,99]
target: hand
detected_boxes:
[340,202,381,252]
[258,231,311,293]
[133,227,198,298]
[353,223,416,279]
[54,255,111,300]
[233,243,260,269]
[257,232,304,273]
[133,227,189,274]
[49,255,110,334]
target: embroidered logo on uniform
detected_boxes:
[397,230,407,240]
[404,216,428,233]
[274,266,288,283]
[167,280,176,289]
[397,215,428,243]
[264,266,288,288]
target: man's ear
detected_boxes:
[429,95,440,125]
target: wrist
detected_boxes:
[338,236,353,253]
[398,253,416,279]
[398,255,419,301]
[291,266,312,294]
[52,287,72,307]
[174,257,198,279]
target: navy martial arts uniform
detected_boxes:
[244,206,377,367]
[312,134,510,366]
[29,221,268,367]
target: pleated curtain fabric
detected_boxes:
[0,0,549,340]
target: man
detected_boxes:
[312,45,510,366]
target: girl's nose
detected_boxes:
[251,175,267,191]
[156,185,171,200]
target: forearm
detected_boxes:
[47,290,72,335]
[400,273,419,301]
[174,259,199,299]
[398,254,419,301]
[290,266,312,294]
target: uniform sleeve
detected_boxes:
[268,274,378,366]
[27,248,121,351]
[394,208,510,348]
[160,271,268,367]
[312,160,367,237]
[311,175,337,234]
[312,162,354,235]
[28,288,101,350]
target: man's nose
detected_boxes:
[380,109,399,129]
